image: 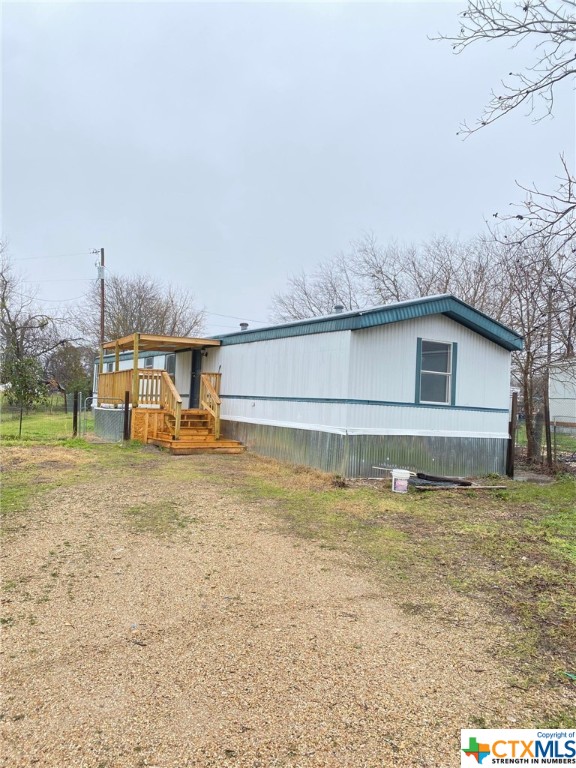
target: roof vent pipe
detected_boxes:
[239,322,249,331]
[333,305,344,314]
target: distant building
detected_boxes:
[549,359,576,429]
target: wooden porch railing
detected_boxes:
[98,369,221,443]
[200,373,221,439]
[97,368,182,439]
[138,369,162,406]
[159,370,182,440]
[97,369,133,405]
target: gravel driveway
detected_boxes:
[0,446,567,767]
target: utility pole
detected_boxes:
[99,247,105,348]
[93,248,105,373]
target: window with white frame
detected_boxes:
[143,357,154,369]
[105,362,114,373]
[417,339,455,405]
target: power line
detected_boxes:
[21,278,93,283]
[10,251,93,262]
[205,311,267,323]
[11,290,91,303]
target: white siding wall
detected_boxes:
[347,316,510,408]
[345,404,507,437]
[203,316,512,438]
[218,399,349,433]
[203,331,351,430]
[205,331,351,399]
[346,316,510,436]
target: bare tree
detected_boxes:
[349,236,414,305]
[272,235,494,323]
[441,1,576,133]
[0,251,72,364]
[438,0,576,251]
[500,243,551,459]
[495,237,576,460]
[69,273,205,348]
[273,233,503,318]
[351,234,501,313]
[493,155,576,256]
[270,253,362,322]
[0,247,83,425]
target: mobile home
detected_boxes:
[95,295,522,475]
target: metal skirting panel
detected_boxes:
[222,420,508,477]
[344,433,507,477]
[222,421,349,475]
[94,407,126,443]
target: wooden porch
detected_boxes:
[97,333,244,455]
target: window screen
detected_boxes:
[420,340,452,404]
[165,354,176,382]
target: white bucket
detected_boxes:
[391,469,411,493]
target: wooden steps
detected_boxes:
[148,408,245,455]
[149,439,245,455]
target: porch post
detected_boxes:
[132,333,140,406]
[115,341,120,372]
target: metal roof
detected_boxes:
[213,295,523,351]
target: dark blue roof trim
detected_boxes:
[220,393,508,414]
[213,295,523,351]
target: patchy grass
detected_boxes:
[196,454,576,674]
[0,447,86,527]
[0,405,94,442]
[0,441,164,533]
[234,475,412,570]
[0,483,33,520]
[2,442,574,687]
[123,501,196,535]
[540,710,576,729]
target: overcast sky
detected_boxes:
[2,1,574,335]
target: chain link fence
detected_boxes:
[93,401,129,443]
[1,393,93,442]
[515,414,576,470]
[551,414,576,467]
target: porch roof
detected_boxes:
[102,333,221,353]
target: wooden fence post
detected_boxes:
[72,390,79,437]
[123,391,130,441]
[506,391,518,478]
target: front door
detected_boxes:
[189,350,202,408]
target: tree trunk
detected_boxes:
[18,406,23,438]
[534,410,544,462]
[523,371,538,462]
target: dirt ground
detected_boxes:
[1,446,573,768]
